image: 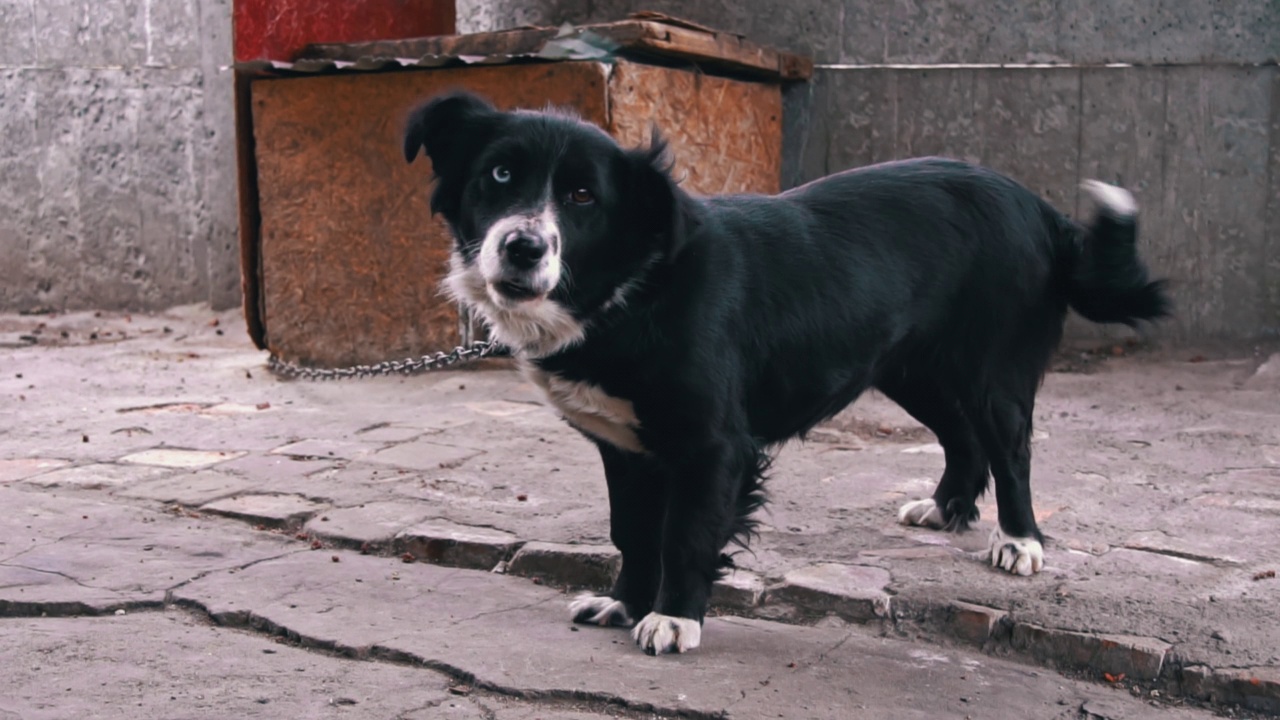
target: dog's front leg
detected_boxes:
[570,443,663,627]
[631,439,739,655]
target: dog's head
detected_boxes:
[403,91,698,357]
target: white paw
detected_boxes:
[632,612,701,655]
[987,527,1044,576]
[569,592,634,627]
[898,498,946,529]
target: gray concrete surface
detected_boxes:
[0,560,1218,720]
[0,0,238,313]
[3,306,1280,717]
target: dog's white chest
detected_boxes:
[525,367,644,453]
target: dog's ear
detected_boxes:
[403,91,501,218]
[629,128,700,261]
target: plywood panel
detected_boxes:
[608,61,782,196]
[252,63,610,366]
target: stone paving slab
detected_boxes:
[0,458,70,483]
[3,308,1280,715]
[712,570,767,611]
[947,601,1009,646]
[200,493,329,530]
[17,462,174,490]
[506,541,620,590]
[120,448,247,468]
[0,486,300,615]
[217,453,337,481]
[255,466,411,508]
[351,423,431,443]
[269,438,384,461]
[117,468,263,505]
[1011,624,1172,681]
[764,563,893,623]
[303,500,438,552]
[396,519,522,569]
[368,439,486,471]
[0,611,494,720]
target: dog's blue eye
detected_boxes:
[492,165,511,183]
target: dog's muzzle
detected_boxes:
[494,231,552,300]
[480,210,562,304]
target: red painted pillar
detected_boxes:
[233,0,457,62]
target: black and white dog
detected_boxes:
[403,91,1169,655]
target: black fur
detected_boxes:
[403,91,1170,652]
[404,92,507,220]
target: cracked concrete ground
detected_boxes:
[2,305,1278,718]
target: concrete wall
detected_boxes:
[789,65,1280,340]
[2,0,1275,340]
[0,0,239,312]
[460,0,1280,341]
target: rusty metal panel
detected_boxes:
[251,63,609,367]
[607,60,782,195]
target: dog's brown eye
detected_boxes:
[568,188,595,205]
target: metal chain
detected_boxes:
[266,340,508,381]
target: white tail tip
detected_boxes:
[1081,180,1137,218]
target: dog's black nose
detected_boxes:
[502,232,548,269]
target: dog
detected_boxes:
[402,90,1170,655]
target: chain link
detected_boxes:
[266,340,508,381]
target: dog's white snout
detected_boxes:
[501,231,550,270]
[477,203,565,307]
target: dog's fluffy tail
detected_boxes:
[1064,180,1171,326]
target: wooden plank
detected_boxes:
[300,18,813,81]
[618,20,810,80]
[234,71,266,349]
[299,28,564,61]
[626,10,721,34]
[620,21,783,79]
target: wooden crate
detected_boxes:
[240,17,809,367]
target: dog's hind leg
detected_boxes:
[570,443,662,628]
[878,370,989,531]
